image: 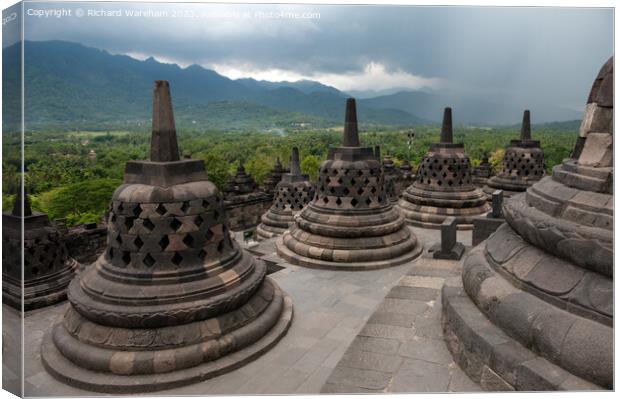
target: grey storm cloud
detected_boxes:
[19,1,614,114]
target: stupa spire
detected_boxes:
[520,110,531,141]
[343,98,360,147]
[440,107,453,143]
[12,185,31,217]
[150,80,180,162]
[290,147,302,176]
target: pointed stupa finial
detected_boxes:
[238,159,245,172]
[440,107,453,143]
[374,145,381,161]
[13,186,32,217]
[276,157,282,167]
[150,80,180,162]
[520,110,531,141]
[343,98,360,147]
[290,147,302,176]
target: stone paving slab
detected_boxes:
[20,235,418,396]
[322,250,482,393]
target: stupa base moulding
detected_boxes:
[41,280,293,393]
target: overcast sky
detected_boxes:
[15,1,614,111]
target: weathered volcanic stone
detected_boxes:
[483,111,545,198]
[276,98,422,270]
[223,161,259,198]
[472,156,493,187]
[382,155,400,203]
[257,147,315,239]
[2,191,78,311]
[396,160,415,195]
[40,81,293,393]
[261,157,285,196]
[442,57,613,391]
[397,107,491,229]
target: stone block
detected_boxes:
[479,365,515,391]
[431,217,465,260]
[491,190,503,218]
[472,215,504,246]
[578,133,613,167]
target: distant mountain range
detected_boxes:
[2,40,583,130]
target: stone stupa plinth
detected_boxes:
[276,98,422,270]
[397,108,490,229]
[441,57,613,391]
[40,81,293,393]
[483,110,545,198]
[257,147,315,239]
[2,191,78,310]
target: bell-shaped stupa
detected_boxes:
[257,147,315,239]
[442,57,613,391]
[471,155,492,187]
[382,155,400,203]
[261,157,285,195]
[41,81,293,393]
[397,108,490,229]
[276,98,422,270]
[223,160,259,198]
[483,110,545,198]
[2,190,78,310]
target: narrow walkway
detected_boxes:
[322,249,482,393]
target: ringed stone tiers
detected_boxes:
[483,110,545,198]
[41,81,293,393]
[2,191,78,311]
[276,98,422,270]
[257,147,315,239]
[223,161,259,197]
[397,107,490,229]
[442,57,613,391]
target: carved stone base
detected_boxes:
[40,277,293,393]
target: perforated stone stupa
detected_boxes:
[2,191,78,310]
[441,57,613,391]
[257,147,315,239]
[382,155,400,203]
[276,98,422,270]
[483,110,545,198]
[261,157,285,195]
[40,81,293,393]
[223,160,259,198]
[398,108,490,229]
[472,155,492,187]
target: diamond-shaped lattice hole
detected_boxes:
[116,234,123,245]
[213,210,220,220]
[134,236,144,249]
[159,235,170,251]
[217,240,225,253]
[170,218,182,231]
[181,202,190,213]
[343,187,350,195]
[357,187,364,195]
[143,219,155,231]
[171,252,183,266]
[335,197,342,206]
[117,203,124,213]
[198,249,207,261]
[351,198,359,207]
[122,251,131,265]
[366,198,372,205]
[183,235,194,248]
[194,215,203,227]
[156,204,167,215]
[143,253,155,267]
[125,217,135,230]
[132,204,142,217]
[323,197,329,204]
[205,229,214,241]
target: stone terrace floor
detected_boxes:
[17,226,480,396]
